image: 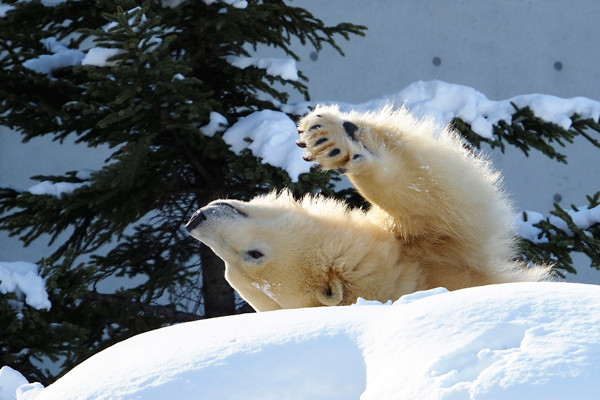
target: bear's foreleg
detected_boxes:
[297,106,507,241]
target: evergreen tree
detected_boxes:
[1,0,599,387]
[0,0,365,384]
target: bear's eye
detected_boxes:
[246,250,264,260]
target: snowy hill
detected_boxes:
[5,282,600,400]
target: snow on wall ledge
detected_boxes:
[8,282,600,400]
[223,80,600,182]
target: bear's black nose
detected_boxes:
[185,210,207,232]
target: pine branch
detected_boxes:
[453,103,600,163]
[517,192,600,276]
[0,0,366,383]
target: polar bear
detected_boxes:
[186,105,549,311]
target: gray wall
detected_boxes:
[1,0,599,281]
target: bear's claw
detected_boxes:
[298,110,371,173]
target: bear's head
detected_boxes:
[186,191,399,311]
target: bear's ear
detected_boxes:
[315,275,344,306]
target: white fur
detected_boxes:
[187,105,549,311]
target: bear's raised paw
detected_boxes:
[296,109,370,172]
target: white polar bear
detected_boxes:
[186,105,549,311]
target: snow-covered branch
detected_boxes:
[516,193,600,274]
[221,80,600,181]
[0,261,51,311]
[517,204,600,243]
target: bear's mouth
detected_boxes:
[211,202,248,217]
[186,202,248,232]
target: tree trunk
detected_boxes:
[200,244,236,317]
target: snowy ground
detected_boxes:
[2,282,599,400]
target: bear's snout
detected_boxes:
[186,202,248,233]
[185,210,207,232]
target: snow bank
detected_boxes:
[0,367,27,400]
[0,261,51,311]
[10,282,600,399]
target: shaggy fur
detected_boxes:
[187,105,549,311]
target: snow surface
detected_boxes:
[4,282,600,400]
[0,261,50,311]
[0,367,28,400]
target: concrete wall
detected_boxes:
[1,0,599,281]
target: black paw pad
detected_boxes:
[342,121,358,140]
[352,154,362,160]
[315,138,328,145]
[309,124,322,131]
[329,148,341,157]
[302,154,313,162]
[296,140,306,148]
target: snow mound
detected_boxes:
[12,282,600,400]
[0,367,27,400]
